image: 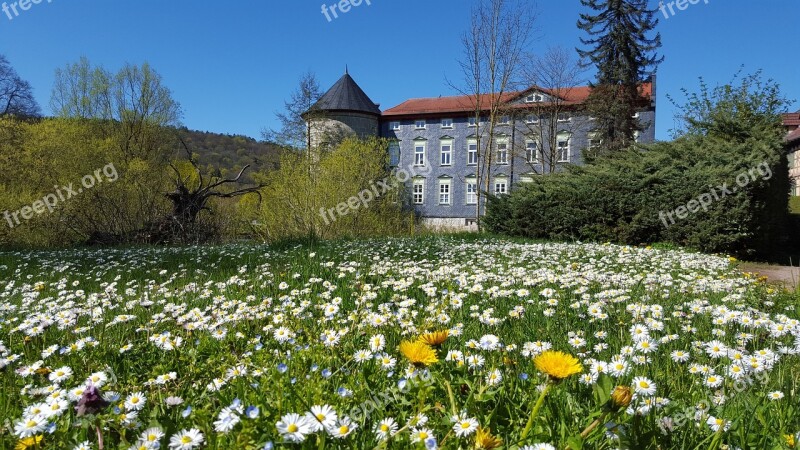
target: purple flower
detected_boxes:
[75,384,109,416]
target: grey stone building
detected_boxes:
[308,72,657,229]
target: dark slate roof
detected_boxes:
[309,73,381,116]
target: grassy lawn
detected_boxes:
[791,196,800,214]
[1,237,798,449]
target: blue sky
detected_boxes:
[1,0,797,141]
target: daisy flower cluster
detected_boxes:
[0,238,798,448]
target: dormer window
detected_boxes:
[441,118,454,128]
[390,121,401,131]
[499,116,510,125]
[415,120,427,129]
[525,94,543,103]
[468,117,478,127]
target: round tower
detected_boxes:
[305,71,381,148]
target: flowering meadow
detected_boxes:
[1,237,799,449]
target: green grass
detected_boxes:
[0,236,799,449]
[791,196,800,214]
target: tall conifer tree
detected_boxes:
[577,0,663,158]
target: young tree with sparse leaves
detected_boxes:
[453,0,537,228]
[262,71,324,152]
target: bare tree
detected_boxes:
[517,46,589,174]
[262,71,324,152]
[0,55,40,117]
[452,0,537,228]
[165,140,262,233]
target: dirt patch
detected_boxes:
[739,263,800,290]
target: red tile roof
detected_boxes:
[382,83,653,117]
[787,128,800,144]
[783,112,800,128]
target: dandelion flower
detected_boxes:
[418,330,449,347]
[399,341,438,367]
[474,426,502,449]
[533,351,582,381]
[15,436,43,450]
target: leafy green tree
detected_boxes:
[485,71,790,259]
[248,137,412,241]
[577,0,662,157]
[46,58,186,243]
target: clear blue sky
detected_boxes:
[1,0,797,141]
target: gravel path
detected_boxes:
[739,263,800,290]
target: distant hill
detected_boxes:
[176,127,284,185]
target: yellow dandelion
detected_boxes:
[786,434,796,448]
[533,350,582,381]
[399,340,438,367]
[418,330,449,347]
[474,426,502,449]
[16,436,43,450]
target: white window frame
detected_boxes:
[438,179,451,205]
[494,178,508,196]
[520,174,534,183]
[496,140,509,165]
[414,142,426,166]
[499,115,510,125]
[440,140,453,166]
[525,114,539,124]
[557,112,571,122]
[412,179,425,204]
[557,134,570,163]
[390,121,401,131]
[466,178,478,205]
[467,140,478,165]
[441,118,454,129]
[525,139,539,163]
[468,117,478,127]
[415,120,427,130]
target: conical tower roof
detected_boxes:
[309,72,381,116]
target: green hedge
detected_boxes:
[484,128,790,258]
